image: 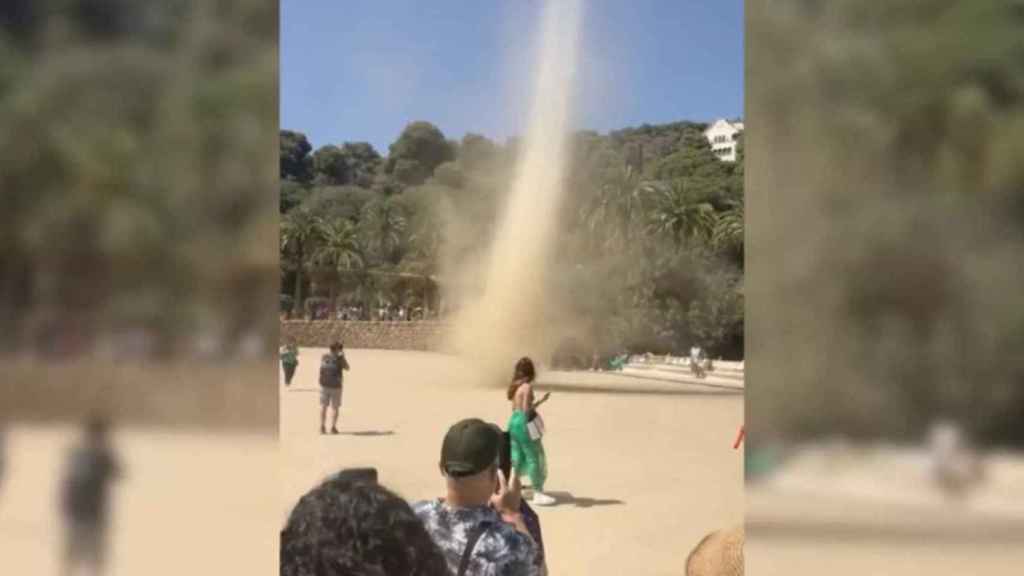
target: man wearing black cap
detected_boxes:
[413,418,539,576]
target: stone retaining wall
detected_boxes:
[280,320,450,351]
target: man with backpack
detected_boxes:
[319,342,350,435]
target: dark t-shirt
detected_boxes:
[412,500,538,576]
[62,444,120,524]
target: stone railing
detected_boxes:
[280,320,450,351]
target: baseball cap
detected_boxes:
[440,418,502,477]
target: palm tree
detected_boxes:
[647,180,716,248]
[361,199,407,267]
[280,208,319,316]
[312,217,365,314]
[404,208,443,276]
[712,201,744,259]
[581,165,656,252]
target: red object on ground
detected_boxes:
[733,426,745,449]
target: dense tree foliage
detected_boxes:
[281,130,314,183]
[281,118,745,358]
[385,121,456,187]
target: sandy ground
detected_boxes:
[0,425,278,576]
[747,445,1024,575]
[746,537,1024,576]
[280,348,744,575]
[747,491,1024,575]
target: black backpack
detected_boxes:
[319,354,341,387]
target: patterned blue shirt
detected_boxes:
[413,499,539,576]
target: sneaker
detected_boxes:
[330,427,339,435]
[320,426,326,435]
[531,491,556,506]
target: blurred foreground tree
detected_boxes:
[0,0,277,357]
[748,0,1024,445]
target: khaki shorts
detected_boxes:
[320,387,342,409]
[66,521,106,566]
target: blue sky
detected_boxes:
[281,1,743,153]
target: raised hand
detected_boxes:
[490,468,522,517]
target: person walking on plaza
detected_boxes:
[506,357,555,506]
[281,341,299,386]
[689,344,706,379]
[319,342,350,434]
[60,416,123,576]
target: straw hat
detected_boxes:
[685,525,744,576]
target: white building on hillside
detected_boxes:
[704,118,744,162]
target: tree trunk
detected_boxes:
[292,248,303,317]
[329,273,338,319]
[423,281,429,318]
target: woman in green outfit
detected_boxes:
[506,356,555,506]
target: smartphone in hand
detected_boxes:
[499,431,512,484]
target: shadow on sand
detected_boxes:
[543,491,625,508]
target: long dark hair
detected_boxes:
[507,357,536,400]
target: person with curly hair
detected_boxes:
[281,470,450,576]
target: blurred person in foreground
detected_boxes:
[318,341,350,434]
[281,470,450,576]
[414,418,540,576]
[60,416,123,576]
[280,340,299,386]
[506,357,555,506]
[0,423,5,495]
[928,420,985,501]
[686,525,744,576]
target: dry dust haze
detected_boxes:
[445,0,584,384]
